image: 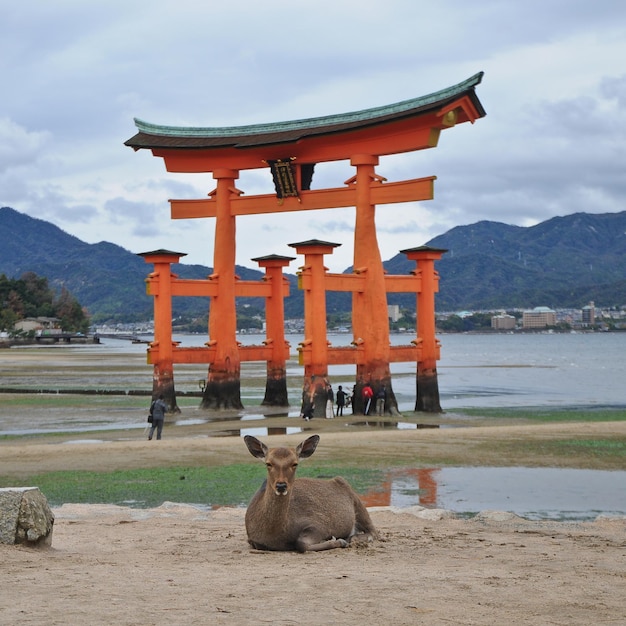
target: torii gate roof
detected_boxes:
[125,72,485,172]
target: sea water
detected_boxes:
[164,330,626,409]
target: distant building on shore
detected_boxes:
[522,306,556,328]
[387,304,401,322]
[14,317,61,334]
[581,301,595,327]
[491,313,516,330]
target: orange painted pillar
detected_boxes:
[350,155,397,414]
[290,240,337,417]
[401,246,446,412]
[252,254,294,406]
[139,249,185,412]
[202,169,243,409]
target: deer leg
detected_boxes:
[296,535,349,552]
[350,531,376,544]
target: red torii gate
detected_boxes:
[138,249,293,412]
[289,239,446,415]
[126,73,486,413]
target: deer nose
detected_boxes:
[275,482,288,495]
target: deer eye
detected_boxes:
[265,463,272,468]
[292,463,298,469]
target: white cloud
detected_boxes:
[1,1,626,272]
[0,118,50,173]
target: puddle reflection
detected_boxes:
[348,421,446,430]
[361,467,626,521]
[170,417,450,438]
[362,468,439,508]
[211,426,305,438]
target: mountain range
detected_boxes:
[386,211,626,311]
[1,206,625,323]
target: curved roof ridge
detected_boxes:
[134,72,483,138]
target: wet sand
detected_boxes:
[2,420,625,477]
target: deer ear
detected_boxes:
[244,435,268,459]
[296,434,320,459]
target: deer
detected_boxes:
[244,434,377,552]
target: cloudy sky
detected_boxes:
[2,1,625,272]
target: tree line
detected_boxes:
[0,272,89,335]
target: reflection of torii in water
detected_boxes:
[126,74,486,415]
[361,468,439,508]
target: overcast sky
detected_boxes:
[1,1,625,272]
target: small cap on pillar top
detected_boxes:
[137,248,187,261]
[251,254,296,262]
[288,239,341,255]
[400,245,447,261]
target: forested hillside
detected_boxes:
[2,206,625,322]
[0,272,89,333]
[384,212,626,311]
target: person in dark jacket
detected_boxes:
[336,385,347,417]
[376,385,387,416]
[148,394,167,440]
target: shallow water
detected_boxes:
[1,332,625,520]
[363,466,626,521]
[5,331,624,410]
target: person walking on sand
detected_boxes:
[148,394,167,440]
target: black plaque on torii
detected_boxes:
[268,158,298,199]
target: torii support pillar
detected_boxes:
[350,155,398,415]
[289,239,338,418]
[138,249,185,413]
[401,246,447,413]
[201,169,243,410]
[252,254,295,406]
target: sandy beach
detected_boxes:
[2,424,625,625]
[2,502,625,625]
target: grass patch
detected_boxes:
[0,463,384,509]
[551,438,626,456]
[475,437,626,469]
[456,406,626,423]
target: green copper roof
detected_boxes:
[133,72,484,139]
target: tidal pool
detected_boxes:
[361,466,626,521]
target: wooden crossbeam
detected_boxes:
[148,343,289,365]
[297,344,425,366]
[170,176,436,219]
[146,278,289,298]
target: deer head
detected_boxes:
[244,435,320,496]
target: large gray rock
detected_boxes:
[0,487,54,546]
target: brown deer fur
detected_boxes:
[244,435,377,552]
